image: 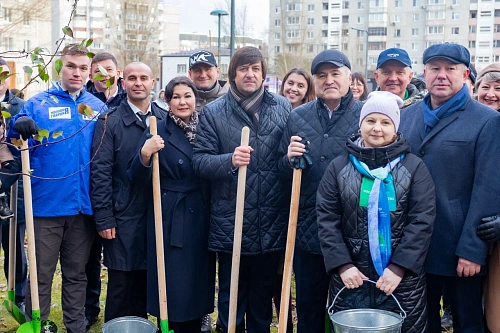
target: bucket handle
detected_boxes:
[327,279,407,320]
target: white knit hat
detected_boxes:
[359,91,403,131]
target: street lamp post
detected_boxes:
[210,9,229,66]
[351,27,369,79]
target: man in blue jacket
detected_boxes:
[8,44,106,333]
[399,43,500,333]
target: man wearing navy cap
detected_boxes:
[374,48,426,108]
[399,43,500,332]
[279,49,363,333]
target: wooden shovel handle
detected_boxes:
[21,140,39,311]
[278,168,302,333]
[228,126,250,333]
[150,117,169,321]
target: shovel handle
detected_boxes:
[150,117,169,322]
[228,126,250,333]
[278,168,302,333]
[21,140,39,312]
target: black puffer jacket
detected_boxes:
[317,135,436,333]
[278,91,362,254]
[193,90,291,255]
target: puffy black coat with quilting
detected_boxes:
[278,92,362,254]
[192,90,291,255]
[317,135,436,333]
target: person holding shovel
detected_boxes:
[317,91,436,333]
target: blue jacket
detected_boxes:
[8,83,107,218]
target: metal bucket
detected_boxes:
[102,316,158,333]
[328,279,406,333]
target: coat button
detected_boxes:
[324,134,329,138]
[320,156,326,162]
[178,159,184,164]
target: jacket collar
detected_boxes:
[196,80,227,100]
[164,115,193,158]
[122,99,165,128]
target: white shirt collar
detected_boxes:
[127,100,152,126]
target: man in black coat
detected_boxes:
[399,43,500,333]
[90,62,165,323]
[193,46,291,333]
[84,52,127,330]
[279,50,362,333]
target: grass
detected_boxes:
[0,250,297,332]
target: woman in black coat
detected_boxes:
[317,91,436,333]
[128,76,215,332]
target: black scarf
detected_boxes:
[229,84,265,129]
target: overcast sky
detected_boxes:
[165,0,270,40]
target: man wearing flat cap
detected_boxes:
[374,48,427,108]
[279,49,362,333]
[399,43,500,332]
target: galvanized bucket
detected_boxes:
[102,316,158,333]
[328,279,407,333]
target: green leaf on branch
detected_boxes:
[98,64,108,76]
[55,59,63,75]
[106,76,115,89]
[2,111,11,119]
[85,39,93,48]
[23,66,33,77]
[51,131,63,139]
[93,73,104,81]
[62,26,74,38]
[78,103,94,118]
[49,95,59,103]
[37,65,49,82]
[86,52,95,59]
[37,129,49,142]
[0,71,13,84]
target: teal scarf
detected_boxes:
[349,154,403,276]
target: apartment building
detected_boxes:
[269,0,498,78]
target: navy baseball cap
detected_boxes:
[376,48,412,69]
[189,50,218,70]
[423,43,470,67]
[311,50,351,74]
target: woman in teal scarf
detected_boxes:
[317,91,436,333]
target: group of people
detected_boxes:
[1,40,500,333]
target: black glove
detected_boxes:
[477,215,500,242]
[290,133,313,170]
[14,116,39,140]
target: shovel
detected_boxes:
[278,166,302,333]
[228,126,250,333]
[3,181,27,324]
[17,139,57,333]
[150,117,174,333]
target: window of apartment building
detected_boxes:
[480,26,491,32]
[477,56,490,63]
[357,58,364,66]
[495,24,500,32]
[427,25,444,34]
[412,28,419,36]
[480,41,491,47]
[495,9,500,16]
[395,0,402,6]
[23,40,31,51]
[495,55,500,62]
[370,27,387,35]
[275,6,280,13]
[369,13,385,21]
[275,19,281,26]
[426,41,439,47]
[307,18,314,25]
[3,8,12,22]
[451,27,459,34]
[357,30,364,37]
[358,1,365,8]
[470,25,477,33]
[126,23,136,30]
[126,34,136,40]
[287,3,301,11]
[287,17,300,24]
[308,31,314,38]
[358,44,364,51]
[343,43,349,50]
[331,16,340,22]
[342,29,349,36]
[394,29,401,37]
[23,13,30,25]
[117,35,122,40]
[177,64,187,73]
[331,2,341,8]
[470,10,477,18]
[370,0,385,6]
[323,2,329,9]
[394,14,401,22]
[413,14,420,21]
[343,15,349,23]
[275,46,281,53]
[413,0,420,5]
[427,11,444,19]
[330,44,340,50]
[412,42,418,51]
[369,56,378,64]
[428,0,444,4]
[105,34,111,39]
[451,12,460,19]
[394,43,401,47]
[330,30,340,36]
[275,33,281,40]
[358,16,365,23]
[481,11,492,17]
[286,30,300,38]
[322,30,328,37]
[307,45,314,53]
[369,42,386,50]
[469,41,476,48]
[411,59,418,65]
[94,42,102,49]
[308,4,315,11]
[323,16,328,23]
[343,1,350,8]
[288,45,298,52]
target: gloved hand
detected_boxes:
[290,132,313,170]
[477,215,500,242]
[14,116,39,140]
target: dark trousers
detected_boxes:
[218,251,282,333]
[293,248,329,333]
[84,233,102,319]
[426,273,485,333]
[26,214,94,333]
[104,269,147,322]
[1,222,27,301]
[167,317,202,333]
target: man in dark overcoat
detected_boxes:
[399,43,500,333]
[90,62,165,322]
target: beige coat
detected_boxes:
[485,242,500,333]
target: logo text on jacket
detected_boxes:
[49,107,71,120]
